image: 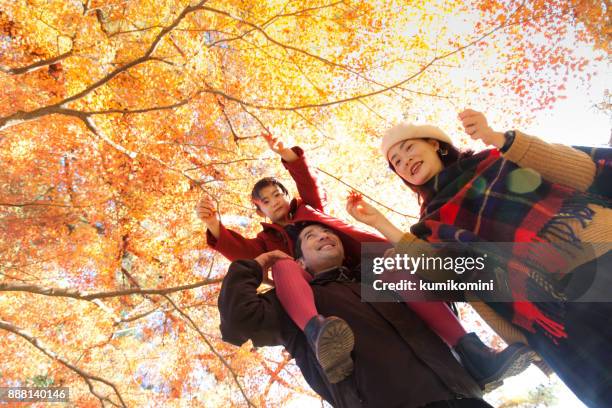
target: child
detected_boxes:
[198,134,532,387]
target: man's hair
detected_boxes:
[250,177,290,210]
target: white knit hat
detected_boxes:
[380,123,453,160]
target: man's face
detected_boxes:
[253,184,291,223]
[297,224,344,274]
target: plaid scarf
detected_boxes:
[410,147,611,339]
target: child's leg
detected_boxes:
[272,259,354,384]
[406,301,466,346]
[380,269,533,389]
[272,259,466,345]
[379,268,466,345]
[271,259,317,331]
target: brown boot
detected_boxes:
[304,315,355,384]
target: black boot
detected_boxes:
[304,315,355,384]
[454,333,535,392]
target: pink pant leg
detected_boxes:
[380,269,466,346]
[271,259,317,331]
[406,301,466,346]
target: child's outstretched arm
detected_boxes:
[263,133,325,211]
[459,109,596,191]
[196,196,267,261]
[196,196,221,238]
[263,133,299,162]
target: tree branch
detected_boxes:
[0,278,222,301]
[191,2,532,112]
[184,156,275,172]
[0,1,209,133]
[161,294,256,407]
[204,1,343,49]
[81,115,139,159]
[0,50,73,75]
[108,25,165,38]
[315,166,419,219]
[0,197,112,208]
[200,4,399,93]
[215,97,242,144]
[82,93,201,115]
[0,319,127,407]
[0,1,528,137]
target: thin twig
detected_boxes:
[0,319,127,407]
[162,295,256,407]
[316,167,418,219]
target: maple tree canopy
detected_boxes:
[0,0,608,406]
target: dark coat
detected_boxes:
[206,146,386,265]
[218,260,483,408]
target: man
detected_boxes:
[218,223,496,407]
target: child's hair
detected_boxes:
[251,177,290,210]
[388,139,474,195]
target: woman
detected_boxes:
[347,109,612,407]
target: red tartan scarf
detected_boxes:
[408,149,596,339]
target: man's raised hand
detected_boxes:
[254,250,293,284]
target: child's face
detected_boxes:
[253,185,291,223]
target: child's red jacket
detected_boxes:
[206,146,386,265]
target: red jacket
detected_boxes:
[206,146,386,265]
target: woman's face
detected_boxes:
[387,138,443,185]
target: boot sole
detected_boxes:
[316,318,355,384]
[480,347,536,392]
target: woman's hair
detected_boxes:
[388,139,474,195]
